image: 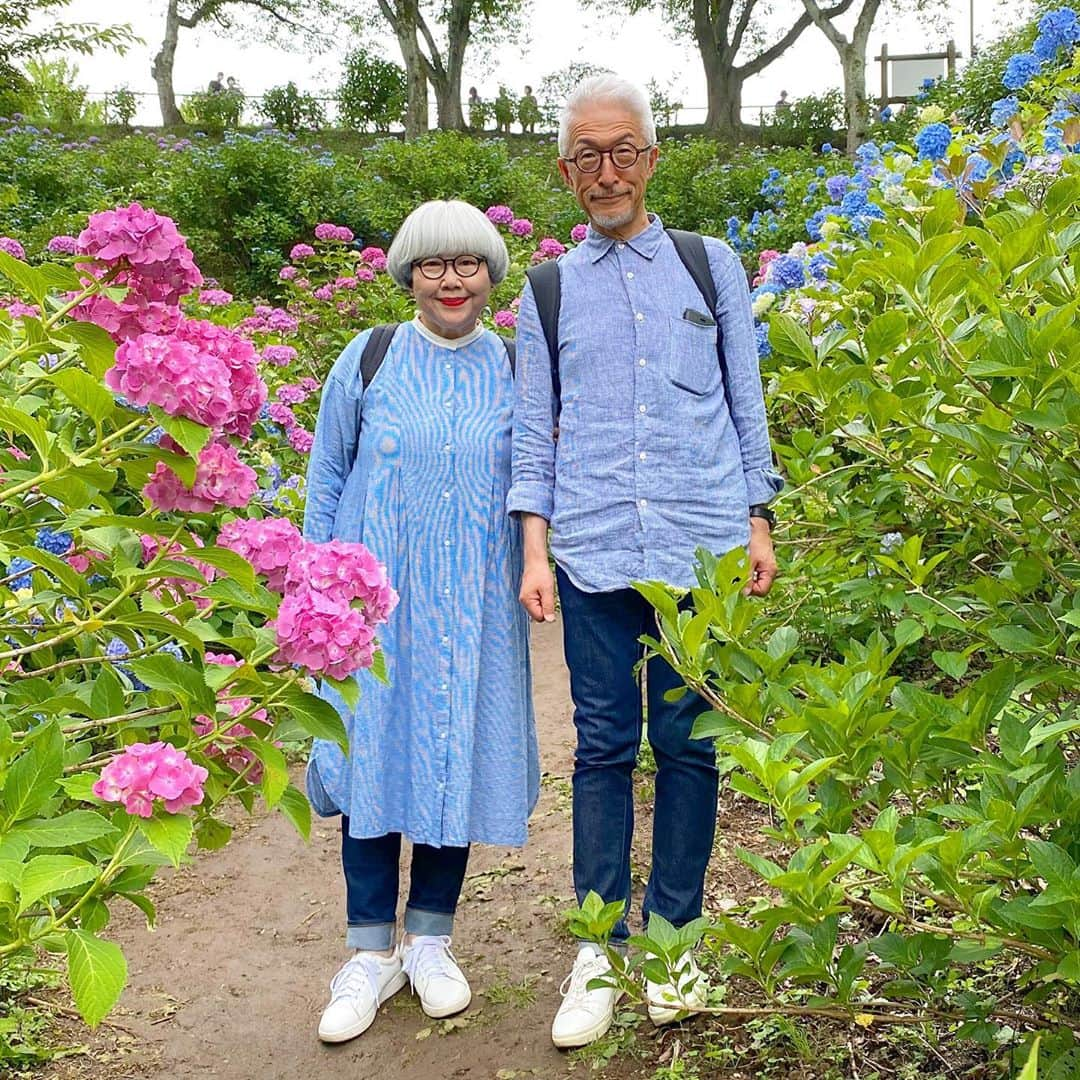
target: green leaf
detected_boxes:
[931,650,969,679]
[137,814,193,869]
[252,742,289,807]
[49,369,116,424]
[1018,1037,1039,1080]
[988,625,1050,654]
[277,687,348,753]
[65,929,127,1028]
[148,406,210,461]
[0,404,53,466]
[864,311,908,362]
[126,654,216,716]
[893,619,923,648]
[278,784,311,841]
[189,544,256,591]
[11,811,118,849]
[3,721,64,824]
[0,249,47,301]
[90,665,126,720]
[18,854,98,914]
[56,322,117,379]
[769,314,816,365]
[194,817,233,851]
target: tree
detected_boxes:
[338,46,408,132]
[538,61,612,130]
[593,0,855,138]
[800,0,949,152]
[363,0,527,137]
[151,0,341,126]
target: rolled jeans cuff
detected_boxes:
[346,921,395,951]
[404,905,455,938]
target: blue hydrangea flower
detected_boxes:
[882,141,896,153]
[105,637,129,660]
[815,165,826,177]
[808,253,834,280]
[35,527,73,556]
[5,556,34,591]
[856,141,881,165]
[967,153,992,181]
[158,641,183,660]
[825,174,850,201]
[914,122,953,161]
[1033,9,1080,62]
[770,255,806,290]
[805,207,831,242]
[754,322,771,359]
[879,105,893,122]
[807,180,819,195]
[1002,146,1028,177]
[990,96,1020,127]
[821,142,834,154]
[1003,52,1043,90]
[142,426,165,446]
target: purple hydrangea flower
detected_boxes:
[510,218,533,238]
[485,205,514,225]
[0,236,26,260]
[825,175,849,202]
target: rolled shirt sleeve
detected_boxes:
[507,279,557,522]
[706,239,784,507]
[303,335,365,543]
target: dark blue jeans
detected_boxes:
[341,817,470,950]
[556,567,719,943]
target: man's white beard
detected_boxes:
[589,204,636,230]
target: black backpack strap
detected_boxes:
[360,323,399,391]
[500,336,516,377]
[525,259,562,419]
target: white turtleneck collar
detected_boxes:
[411,314,486,350]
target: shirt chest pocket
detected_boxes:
[667,316,720,396]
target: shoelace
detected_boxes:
[402,935,462,985]
[559,954,609,1006]
[329,952,381,1003]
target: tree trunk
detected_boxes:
[151,0,182,126]
[401,37,429,139]
[701,53,745,138]
[840,44,869,154]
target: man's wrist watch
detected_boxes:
[749,504,776,531]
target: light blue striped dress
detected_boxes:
[303,319,539,848]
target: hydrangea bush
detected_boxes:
[0,207,398,1032]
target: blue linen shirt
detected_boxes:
[507,214,783,593]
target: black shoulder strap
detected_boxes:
[500,336,516,377]
[361,323,399,390]
[525,259,562,414]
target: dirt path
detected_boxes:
[49,621,664,1080]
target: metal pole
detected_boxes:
[970,0,977,59]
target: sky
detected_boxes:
[42,0,1020,126]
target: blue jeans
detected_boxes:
[341,817,470,950]
[556,567,719,943]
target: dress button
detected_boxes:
[444,444,452,452]
[442,635,450,644]
[444,400,452,409]
[441,682,448,691]
[443,490,451,498]
[617,242,625,250]
[443,586,451,595]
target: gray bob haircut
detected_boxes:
[558,74,656,157]
[386,200,509,290]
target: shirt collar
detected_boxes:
[410,314,485,350]
[584,213,664,263]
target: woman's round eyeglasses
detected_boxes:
[414,255,485,280]
[562,143,654,174]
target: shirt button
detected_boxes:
[444,362,452,370]
[439,732,447,740]
[639,451,647,461]
[617,242,625,250]
[639,404,647,414]
[441,682,448,690]
[635,312,644,321]
[443,443,452,452]
[444,538,451,546]
[639,499,648,509]
[443,586,451,595]
[638,358,646,366]
[627,272,634,280]
[442,635,450,644]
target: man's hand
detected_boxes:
[745,517,778,597]
[520,556,556,622]
[519,512,556,622]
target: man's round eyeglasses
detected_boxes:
[563,142,654,174]
[414,255,485,280]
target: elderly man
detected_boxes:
[508,74,782,1048]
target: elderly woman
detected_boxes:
[304,200,539,1043]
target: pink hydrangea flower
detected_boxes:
[288,426,314,453]
[171,318,267,440]
[510,218,533,238]
[284,540,398,625]
[77,203,202,305]
[334,276,358,290]
[0,237,26,260]
[273,587,377,680]
[570,224,588,243]
[355,266,375,282]
[758,249,781,270]
[71,271,182,341]
[261,344,297,366]
[290,243,316,261]
[93,741,208,817]
[47,235,79,254]
[276,383,308,405]
[312,285,334,301]
[67,548,106,575]
[359,246,387,271]
[278,265,298,281]
[144,441,258,513]
[198,288,233,306]
[140,532,217,609]
[3,300,40,319]
[299,376,320,392]
[494,309,516,329]
[485,206,514,225]
[535,237,566,260]
[267,402,297,428]
[315,223,354,243]
[217,516,304,592]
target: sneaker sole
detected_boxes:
[419,986,472,1019]
[317,970,408,1043]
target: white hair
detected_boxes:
[386,200,509,290]
[557,74,656,157]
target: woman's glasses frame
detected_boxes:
[413,254,487,280]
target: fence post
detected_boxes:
[946,39,957,78]
[879,43,889,110]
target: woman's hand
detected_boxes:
[745,518,778,597]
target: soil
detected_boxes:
[42,621,671,1080]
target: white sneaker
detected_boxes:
[551,946,619,1049]
[317,950,407,1043]
[645,949,707,1026]
[400,935,472,1018]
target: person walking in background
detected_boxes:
[467,86,485,131]
[223,76,242,126]
[306,200,539,1046]
[775,89,791,110]
[509,74,781,1050]
[519,85,541,133]
[208,71,224,94]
